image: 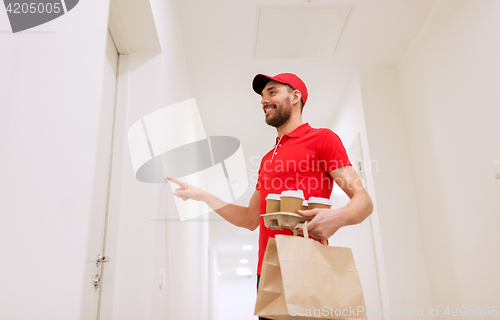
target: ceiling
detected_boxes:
[173,0,439,277]
[254,5,354,58]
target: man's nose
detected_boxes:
[261,95,269,106]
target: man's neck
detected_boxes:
[276,115,303,138]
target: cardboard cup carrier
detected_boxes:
[261,190,311,233]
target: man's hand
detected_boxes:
[166,177,206,202]
[297,208,347,240]
[165,177,260,230]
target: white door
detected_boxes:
[330,134,383,320]
[0,31,120,320]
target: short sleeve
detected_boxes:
[255,158,263,190]
[317,129,351,173]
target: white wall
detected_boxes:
[108,51,163,320]
[358,71,434,319]
[110,0,209,319]
[397,0,500,317]
[0,1,112,319]
[330,76,393,318]
[153,1,209,319]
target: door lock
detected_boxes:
[93,274,101,288]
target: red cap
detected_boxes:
[252,73,308,106]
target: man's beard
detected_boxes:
[265,99,292,128]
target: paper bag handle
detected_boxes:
[302,221,309,239]
[294,222,309,238]
[295,222,327,245]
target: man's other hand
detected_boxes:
[297,208,347,240]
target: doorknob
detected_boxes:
[95,253,109,267]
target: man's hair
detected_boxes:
[286,85,304,112]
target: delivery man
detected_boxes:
[167,73,373,320]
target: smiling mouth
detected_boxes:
[264,105,276,114]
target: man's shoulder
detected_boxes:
[306,127,345,149]
[308,126,340,138]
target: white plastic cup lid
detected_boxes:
[302,200,308,206]
[308,196,332,206]
[280,190,305,200]
[265,193,281,201]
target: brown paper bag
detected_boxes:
[255,223,367,320]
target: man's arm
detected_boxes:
[166,177,261,231]
[298,165,373,240]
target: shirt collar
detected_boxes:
[275,123,312,143]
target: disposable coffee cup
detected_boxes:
[301,200,308,211]
[265,194,281,213]
[308,196,332,210]
[280,190,305,214]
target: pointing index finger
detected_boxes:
[166,177,186,187]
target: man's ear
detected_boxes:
[291,90,302,106]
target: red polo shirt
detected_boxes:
[255,123,351,275]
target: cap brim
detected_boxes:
[252,74,273,95]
